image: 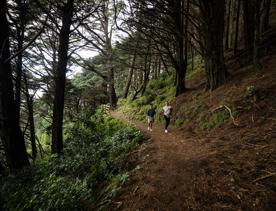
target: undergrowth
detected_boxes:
[198,106,238,131]
[0,106,144,210]
[118,59,241,133]
[118,59,204,125]
[118,73,175,123]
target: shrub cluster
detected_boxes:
[0,107,143,210]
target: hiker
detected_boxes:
[163,102,172,133]
[147,104,156,131]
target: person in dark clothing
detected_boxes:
[147,104,156,131]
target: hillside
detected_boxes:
[1,0,276,210]
[114,51,276,210]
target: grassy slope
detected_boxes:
[118,73,175,123]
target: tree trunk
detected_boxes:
[0,0,29,170]
[141,42,151,95]
[152,55,157,79]
[107,67,117,108]
[160,53,169,73]
[242,0,255,60]
[14,0,27,123]
[199,0,228,90]
[225,0,231,50]
[106,49,117,108]
[14,35,23,123]
[103,5,117,108]
[132,84,143,101]
[23,73,37,159]
[234,0,241,54]
[157,58,161,76]
[253,0,262,70]
[262,0,271,33]
[28,97,37,159]
[230,0,237,48]
[123,49,137,98]
[51,0,74,155]
[175,0,188,96]
[243,0,263,66]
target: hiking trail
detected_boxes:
[111,111,216,210]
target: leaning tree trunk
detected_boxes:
[0,0,29,170]
[141,44,152,95]
[123,49,137,98]
[159,52,169,74]
[199,0,228,90]
[51,0,74,155]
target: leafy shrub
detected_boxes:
[245,85,256,96]
[174,119,186,127]
[141,95,155,105]
[186,66,203,80]
[1,166,92,211]
[199,106,237,131]
[186,55,204,80]
[119,74,175,123]
[189,104,205,119]
[0,109,144,210]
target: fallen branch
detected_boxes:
[253,172,276,182]
[251,114,254,123]
[268,118,276,122]
[212,105,239,126]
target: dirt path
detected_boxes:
[111,111,215,211]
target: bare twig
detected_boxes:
[253,172,276,182]
[212,105,239,126]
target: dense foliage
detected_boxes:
[0,107,143,210]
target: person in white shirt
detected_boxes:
[163,102,172,133]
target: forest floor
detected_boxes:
[111,111,216,210]
[110,52,276,211]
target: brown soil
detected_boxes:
[111,111,216,210]
[110,52,276,211]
